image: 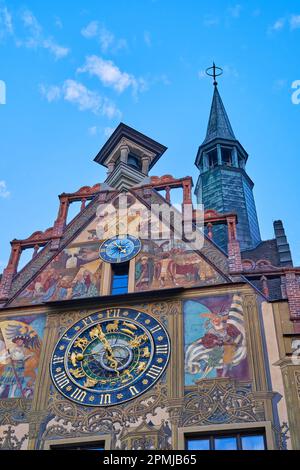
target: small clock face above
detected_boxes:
[99,235,141,264]
[50,308,170,406]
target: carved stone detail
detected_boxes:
[182,380,265,427]
[0,399,31,426]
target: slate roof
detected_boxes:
[202,85,236,145]
[242,239,281,267]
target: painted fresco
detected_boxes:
[10,191,225,305]
[10,242,103,306]
[10,193,143,307]
[184,294,249,384]
[135,239,223,291]
[0,315,46,399]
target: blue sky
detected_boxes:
[0,0,300,270]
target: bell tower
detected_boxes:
[94,123,167,190]
[195,64,261,252]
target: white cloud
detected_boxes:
[88,125,116,138]
[40,80,121,118]
[269,18,286,32]
[290,15,300,30]
[19,9,70,59]
[81,20,99,38]
[228,4,242,18]
[198,70,206,80]
[268,14,300,33]
[0,5,14,38]
[81,21,127,53]
[102,99,121,119]
[0,180,10,198]
[39,84,61,102]
[63,79,102,113]
[78,55,146,94]
[42,38,69,59]
[21,9,42,44]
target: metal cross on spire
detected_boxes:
[205,62,223,86]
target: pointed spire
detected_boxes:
[202,84,236,145]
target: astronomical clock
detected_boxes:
[51,309,170,406]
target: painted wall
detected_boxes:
[135,239,224,292]
[184,293,249,384]
[0,314,46,399]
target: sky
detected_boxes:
[0,0,300,271]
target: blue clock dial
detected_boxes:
[99,235,141,264]
[50,308,170,407]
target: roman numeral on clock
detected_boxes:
[70,388,86,403]
[54,371,70,389]
[62,334,72,342]
[129,386,139,396]
[146,365,163,379]
[156,345,168,355]
[99,393,111,405]
[107,309,120,318]
[150,325,162,334]
[52,355,64,364]
[82,316,93,326]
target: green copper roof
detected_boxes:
[203,85,236,144]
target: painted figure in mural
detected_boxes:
[154,253,177,287]
[10,241,102,306]
[134,238,219,292]
[0,322,42,399]
[185,294,248,382]
[171,249,200,283]
[71,269,99,298]
[135,256,154,290]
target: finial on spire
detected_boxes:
[205,62,223,86]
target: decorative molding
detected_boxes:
[181,380,265,427]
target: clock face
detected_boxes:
[50,308,170,406]
[99,235,141,264]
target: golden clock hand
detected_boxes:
[96,325,119,374]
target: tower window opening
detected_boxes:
[207,148,218,168]
[111,262,129,295]
[222,147,232,166]
[127,154,142,171]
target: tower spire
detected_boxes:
[194,63,261,252]
[203,63,236,145]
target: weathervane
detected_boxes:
[205,62,223,86]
